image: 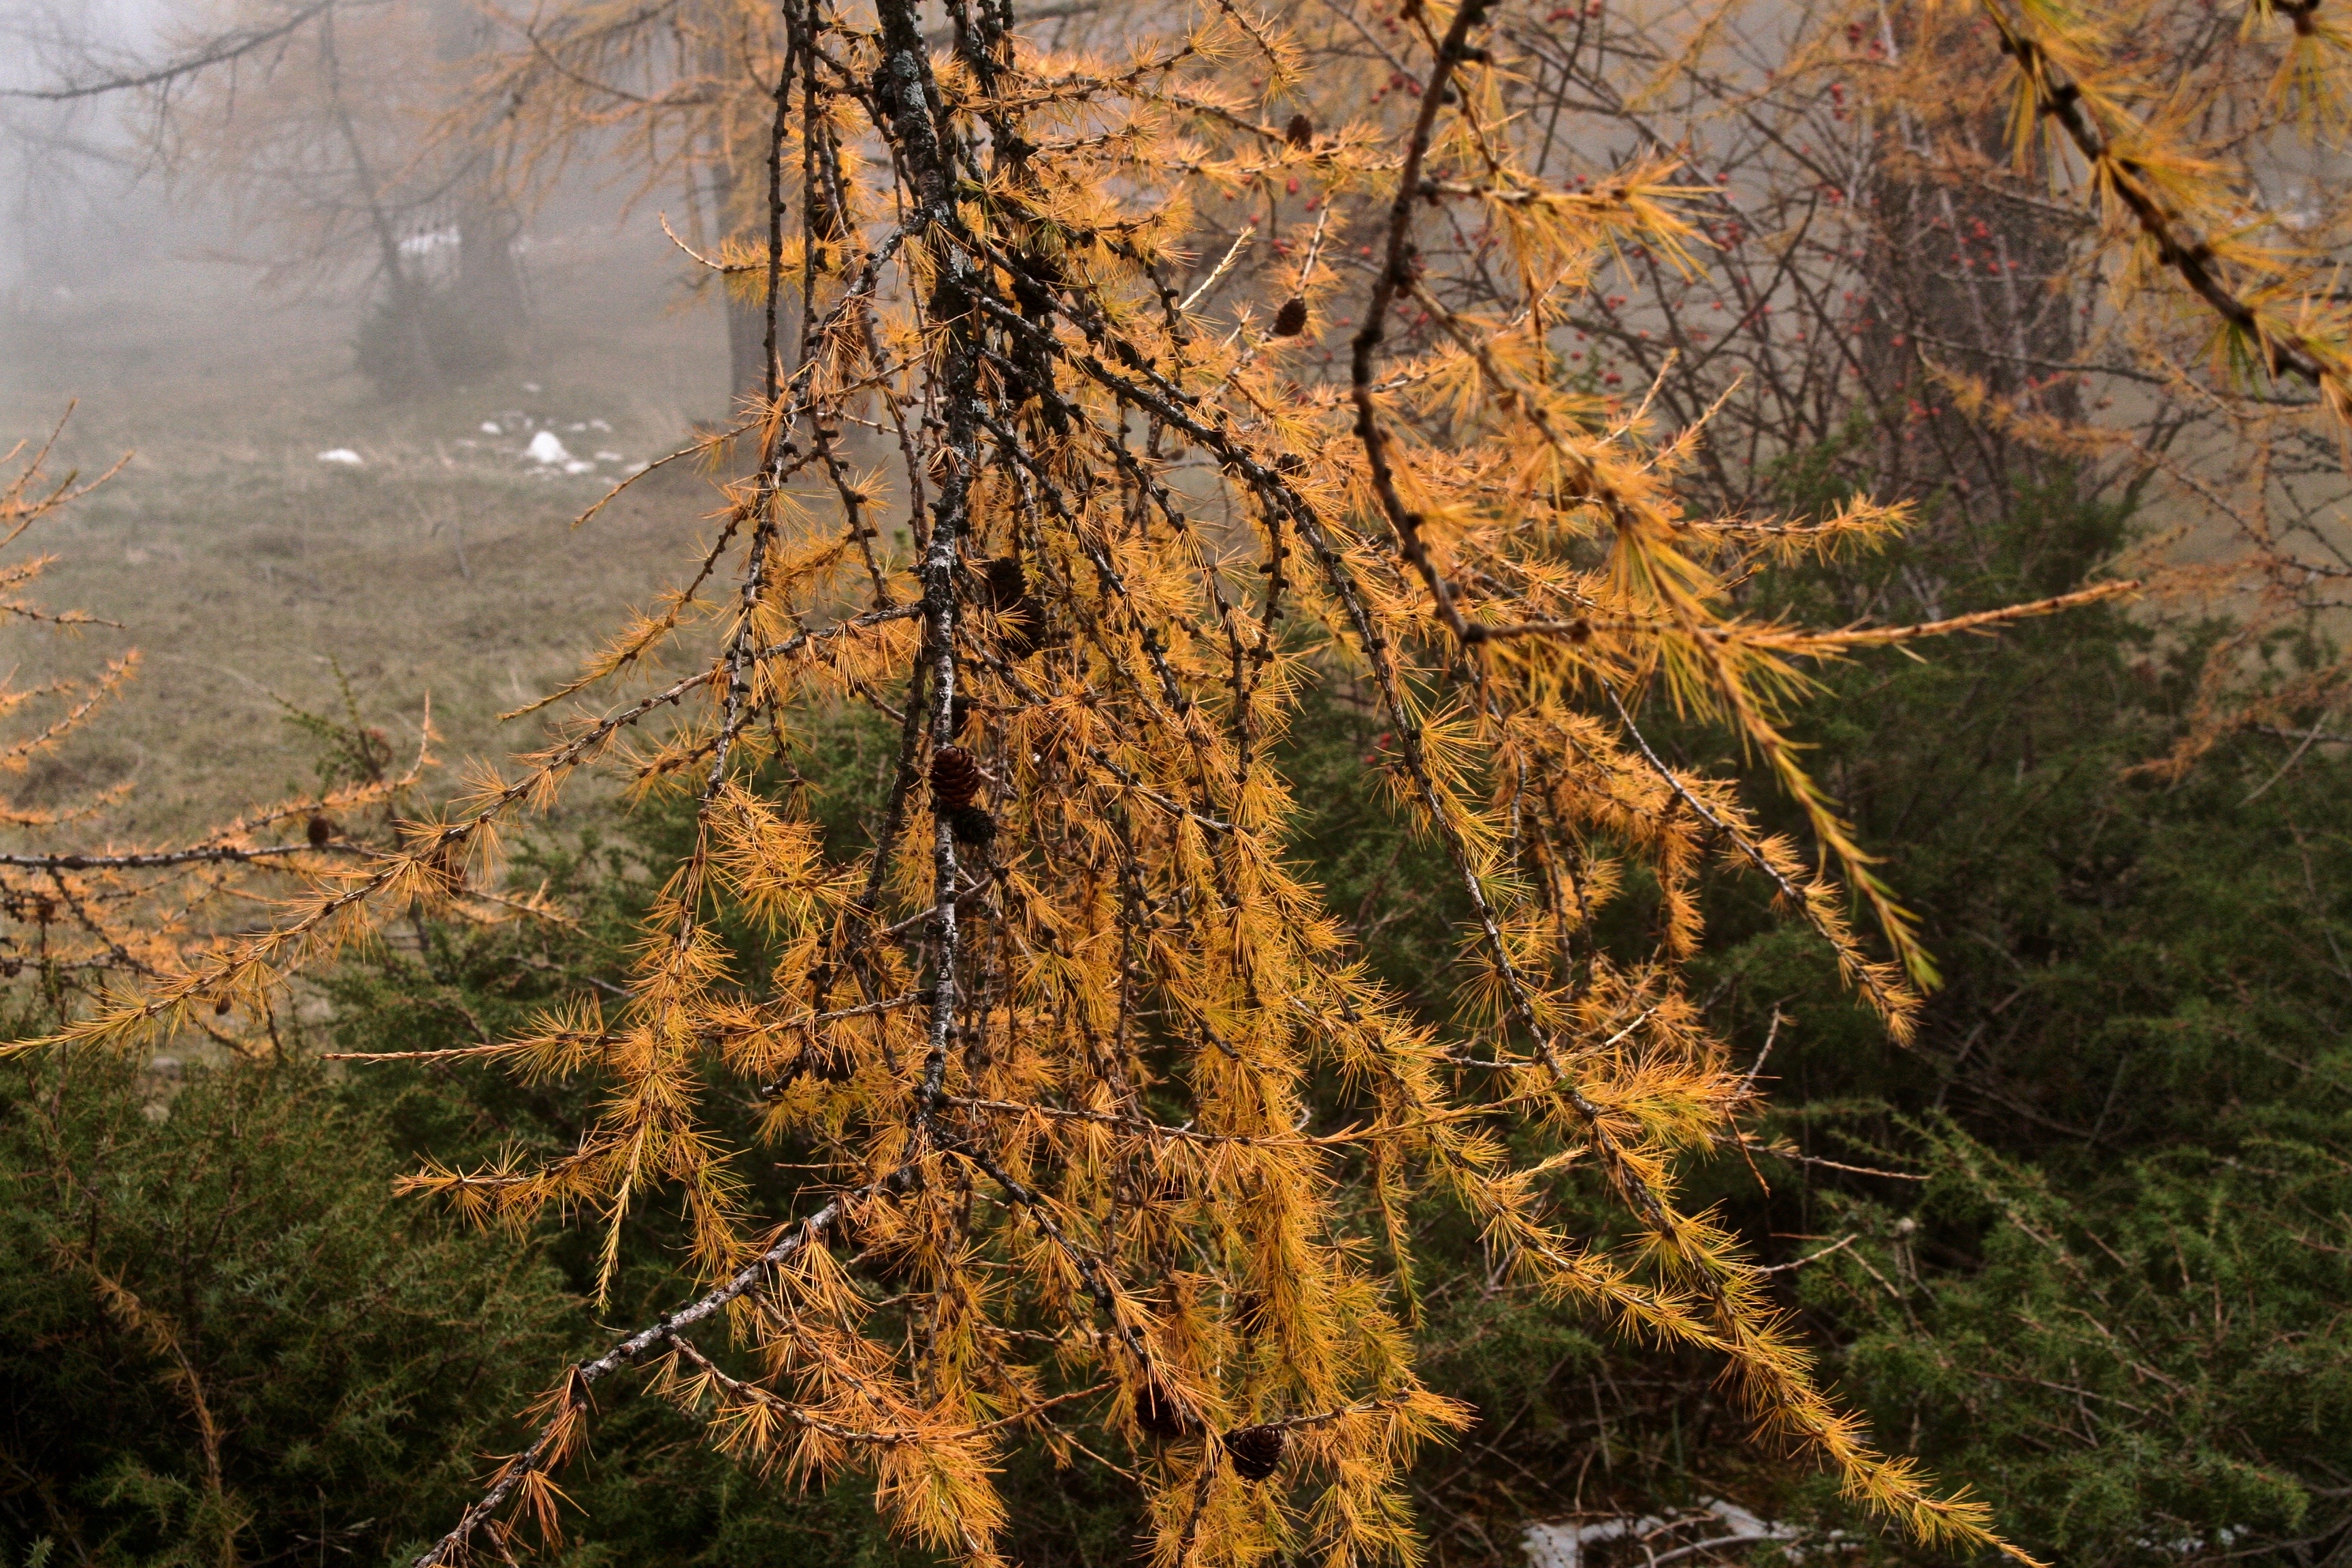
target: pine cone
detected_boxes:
[931,745,983,809]
[1134,1372,1199,1439]
[1222,1422,1288,1482]
[946,803,998,848]
[1284,112,1315,148]
[306,813,334,847]
[979,555,1043,657]
[979,554,1028,609]
[1272,297,1309,337]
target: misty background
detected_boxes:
[1,0,743,832]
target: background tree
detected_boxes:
[5,0,535,398]
[1439,0,2352,745]
[467,0,801,409]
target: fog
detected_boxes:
[1,0,744,830]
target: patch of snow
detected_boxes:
[2145,1528,2243,1558]
[562,459,593,475]
[480,421,502,434]
[316,448,363,466]
[1522,1499,1806,1568]
[522,381,542,393]
[589,418,612,432]
[525,431,572,465]
[567,422,587,432]
[594,451,625,463]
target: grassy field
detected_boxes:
[0,215,747,839]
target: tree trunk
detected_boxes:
[436,0,525,373]
[453,203,526,329]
